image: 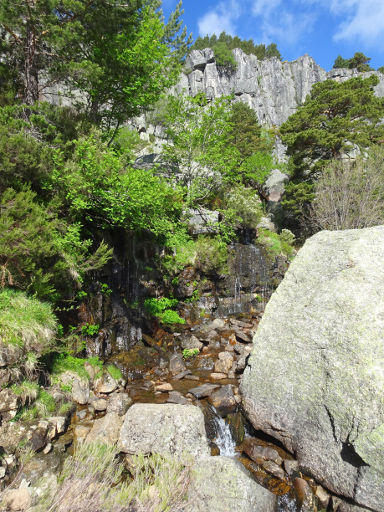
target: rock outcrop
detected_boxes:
[240,226,384,511]
[175,49,384,128]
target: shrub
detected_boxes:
[195,236,228,275]
[143,297,185,325]
[0,289,56,351]
[309,146,384,231]
[257,228,295,261]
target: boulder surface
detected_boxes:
[240,226,384,511]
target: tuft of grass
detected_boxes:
[11,381,39,405]
[0,289,57,351]
[106,364,122,381]
[58,402,73,415]
[34,442,192,512]
[182,348,200,359]
[51,354,90,380]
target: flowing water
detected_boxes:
[212,411,237,457]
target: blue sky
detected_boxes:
[162,0,384,71]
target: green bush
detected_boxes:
[143,297,185,325]
[195,236,228,275]
[182,348,200,359]
[257,228,295,261]
[0,289,56,350]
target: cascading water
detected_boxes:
[212,410,237,457]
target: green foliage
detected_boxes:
[0,0,191,127]
[194,236,228,275]
[100,283,112,296]
[211,41,237,71]
[52,132,185,246]
[0,289,56,350]
[81,324,100,337]
[220,185,264,238]
[106,365,123,381]
[257,229,296,261]
[378,66,384,74]
[50,354,99,380]
[333,52,373,72]
[143,297,185,325]
[182,348,200,359]
[192,32,281,61]
[280,76,384,223]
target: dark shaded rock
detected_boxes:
[243,439,283,466]
[263,460,286,480]
[208,385,237,416]
[30,428,47,452]
[227,412,245,444]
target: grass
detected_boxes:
[106,364,122,380]
[51,353,102,380]
[34,442,192,512]
[257,228,296,261]
[0,288,57,351]
[11,383,57,421]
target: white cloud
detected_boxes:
[198,1,241,36]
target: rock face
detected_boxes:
[119,403,210,457]
[176,49,384,127]
[189,456,276,512]
[240,226,384,511]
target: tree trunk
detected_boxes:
[24,26,39,105]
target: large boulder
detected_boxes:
[240,226,384,511]
[189,456,276,512]
[119,403,210,458]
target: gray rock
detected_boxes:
[189,456,276,512]
[167,391,189,405]
[262,460,285,480]
[169,353,186,375]
[71,379,90,405]
[94,372,118,394]
[241,226,384,511]
[91,398,108,411]
[119,403,210,458]
[189,383,220,399]
[263,169,289,202]
[187,208,219,235]
[214,351,234,374]
[86,412,123,446]
[180,334,203,351]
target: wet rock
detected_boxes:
[210,372,227,380]
[241,226,384,511]
[243,439,283,465]
[315,485,330,508]
[262,460,285,480]
[208,385,237,416]
[3,487,31,511]
[293,477,314,511]
[189,456,276,512]
[119,403,210,457]
[155,382,173,392]
[86,412,123,446]
[214,352,234,374]
[29,427,47,452]
[233,329,252,343]
[180,334,203,351]
[189,383,219,399]
[196,357,215,371]
[167,391,189,405]
[227,412,245,444]
[173,369,192,380]
[283,459,299,476]
[71,379,90,405]
[169,353,186,375]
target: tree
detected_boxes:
[309,146,384,231]
[280,76,384,226]
[0,0,191,128]
[333,52,372,72]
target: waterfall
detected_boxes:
[213,412,237,457]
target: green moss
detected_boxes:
[51,353,90,380]
[143,297,185,325]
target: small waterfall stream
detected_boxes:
[213,412,237,457]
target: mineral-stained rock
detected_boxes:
[243,439,283,466]
[189,456,276,512]
[241,226,384,511]
[119,403,210,458]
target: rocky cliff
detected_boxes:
[174,48,384,128]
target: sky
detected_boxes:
[162,0,384,71]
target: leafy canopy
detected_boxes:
[0,0,191,128]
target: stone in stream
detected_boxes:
[180,334,203,350]
[168,353,186,375]
[210,372,228,380]
[208,385,237,416]
[243,439,283,465]
[262,460,286,480]
[214,351,234,374]
[119,403,210,457]
[241,226,384,512]
[167,391,189,405]
[155,382,173,392]
[188,456,276,512]
[188,383,220,399]
[106,392,132,416]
